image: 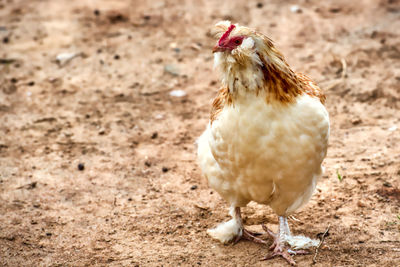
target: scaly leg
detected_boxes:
[207,206,267,245]
[232,207,268,245]
[262,216,309,266]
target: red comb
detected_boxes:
[218,24,236,46]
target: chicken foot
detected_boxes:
[231,209,310,265]
[261,217,309,266]
[232,207,268,245]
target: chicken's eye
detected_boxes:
[235,39,242,45]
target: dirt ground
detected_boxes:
[0,0,399,266]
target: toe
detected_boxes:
[262,251,296,266]
[242,229,269,245]
[262,224,276,238]
[281,251,297,266]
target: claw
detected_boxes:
[262,250,297,266]
[234,228,268,245]
[262,223,278,249]
[261,224,310,266]
[230,209,310,266]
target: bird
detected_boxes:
[197,21,330,265]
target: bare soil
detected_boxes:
[1,0,399,266]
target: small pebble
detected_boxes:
[190,43,201,51]
[256,2,263,8]
[164,64,180,76]
[28,81,35,86]
[290,5,302,13]
[209,80,217,86]
[29,182,37,189]
[357,201,366,208]
[56,52,79,65]
[145,161,151,167]
[169,89,186,97]
[190,185,198,190]
[46,232,52,236]
[151,132,158,139]
[5,235,15,241]
[3,36,9,43]
[383,181,392,187]
[10,78,17,83]
[94,9,100,16]
[114,54,120,60]
[351,118,362,125]
[78,163,85,171]
[162,167,169,173]
[329,7,341,13]
[128,197,132,201]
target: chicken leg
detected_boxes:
[207,206,268,245]
[232,207,268,245]
[262,217,309,266]
[207,207,317,265]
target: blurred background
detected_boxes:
[0,0,399,266]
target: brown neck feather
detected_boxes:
[210,87,232,124]
[257,52,303,103]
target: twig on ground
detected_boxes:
[320,57,348,91]
[323,79,341,91]
[0,58,16,64]
[340,58,347,79]
[312,224,331,264]
[288,215,301,222]
[194,204,210,211]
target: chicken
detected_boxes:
[197,21,330,265]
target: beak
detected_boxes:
[212,45,226,53]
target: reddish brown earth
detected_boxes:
[1,0,399,266]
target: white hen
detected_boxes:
[197,21,329,265]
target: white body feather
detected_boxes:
[206,207,242,244]
[197,92,329,216]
